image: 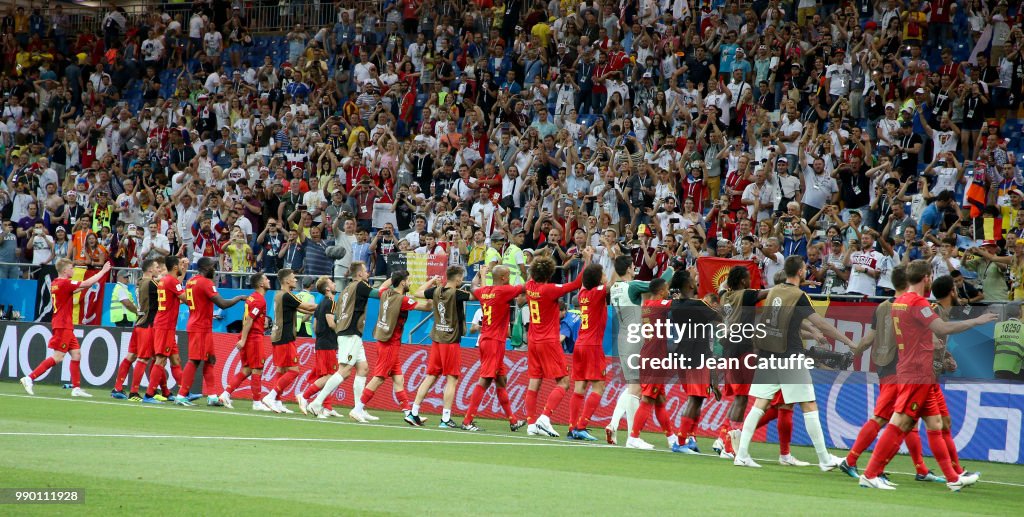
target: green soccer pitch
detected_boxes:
[2,383,1022,516]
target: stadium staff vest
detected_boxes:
[993,318,1024,375]
[295,290,315,335]
[757,282,805,354]
[110,282,137,324]
[720,289,754,358]
[871,299,897,367]
[501,244,525,285]
[483,246,502,285]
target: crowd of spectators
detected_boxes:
[1,0,1023,303]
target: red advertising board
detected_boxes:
[209,334,759,437]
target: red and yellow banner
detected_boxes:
[70,267,108,326]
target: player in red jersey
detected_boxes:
[566,263,612,441]
[356,270,432,421]
[111,258,160,400]
[129,259,169,400]
[840,265,943,482]
[524,250,590,438]
[21,258,111,397]
[219,273,272,410]
[626,278,678,450]
[174,257,245,406]
[860,260,995,491]
[261,268,318,413]
[462,264,527,431]
[143,256,189,403]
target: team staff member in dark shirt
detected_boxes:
[261,268,316,413]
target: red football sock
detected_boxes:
[323,401,334,411]
[226,371,247,393]
[275,370,298,399]
[250,373,262,399]
[145,365,165,397]
[542,386,567,418]
[170,364,183,387]
[654,404,674,436]
[846,419,881,467]
[778,408,793,456]
[579,392,601,429]
[525,389,539,424]
[676,416,696,441]
[114,358,132,391]
[302,383,320,399]
[69,360,81,388]
[178,362,198,397]
[394,389,411,410]
[904,429,930,475]
[360,387,375,405]
[160,374,170,397]
[568,392,584,430]
[756,406,779,429]
[630,401,653,438]
[927,429,959,483]
[29,357,57,380]
[496,386,514,422]
[130,361,147,393]
[864,424,907,478]
[202,363,216,395]
[464,385,485,425]
[942,429,963,474]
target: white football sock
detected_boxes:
[412,403,421,416]
[610,391,629,429]
[353,375,367,401]
[442,408,452,421]
[313,372,344,406]
[264,389,277,400]
[803,410,832,464]
[624,394,640,436]
[737,406,764,459]
[354,399,365,413]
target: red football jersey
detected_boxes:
[245,292,267,336]
[892,291,940,383]
[473,284,525,342]
[154,274,185,330]
[185,275,217,331]
[378,288,418,346]
[577,285,609,347]
[525,273,583,344]
[51,277,82,330]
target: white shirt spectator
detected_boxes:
[761,251,785,287]
[847,248,884,295]
[141,232,170,259]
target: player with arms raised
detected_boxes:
[261,268,318,413]
[357,270,432,422]
[626,278,679,449]
[112,258,161,400]
[733,255,852,471]
[408,266,479,429]
[143,256,189,403]
[219,273,272,410]
[21,258,111,397]
[525,249,591,437]
[567,263,611,441]
[840,265,943,482]
[175,257,245,406]
[860,261,994,491]
[462,264,527,431]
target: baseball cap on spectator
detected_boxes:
[914,88,926,94]
[491,231,506,242]
[885,102,896,110]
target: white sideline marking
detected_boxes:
[0,392,599,446]
[2,392,1022,488]
[0,431,594,448]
